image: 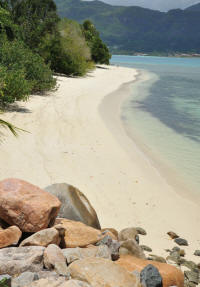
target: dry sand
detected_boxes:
[0,65,200,263]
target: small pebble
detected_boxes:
[140,245,152,252]
[194,250,200,256]
[174,238,188,246]
[167,231,179,239]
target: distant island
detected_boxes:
[54,0,200,55]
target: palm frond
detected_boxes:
[0,118,28,137]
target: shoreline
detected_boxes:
[0,65,200,262]
[100,68,200,204]
[99,67,200,262]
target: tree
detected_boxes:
[82,20,111,64]
[10,0,59,49]
[0,6,16,40]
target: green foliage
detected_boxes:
[39,19,93,76]
[55,19,92,75]
[10,0,59,50]
[0,40,56,106]
[82,20,111,64]
[0,6,17,40]
[0,116,22,137]
[0,0,107,108]
[0,276,9,287]
[0,65,30,105]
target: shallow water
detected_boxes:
[111,55,200,194]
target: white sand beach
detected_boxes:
[0,65,200,262]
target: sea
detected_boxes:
[111,55,200,196]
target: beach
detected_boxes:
[0,65,199,262]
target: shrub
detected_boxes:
[82,20,111,65]
[0,65,31,105]
[0,40,56,105]
[39,19,93,76]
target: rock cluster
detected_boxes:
[0,178,194,287]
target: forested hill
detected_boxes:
[54,0,200,54]
[186,3,200,11]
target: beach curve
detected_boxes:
[0,65,199,262]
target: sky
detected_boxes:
[86,0,200,11]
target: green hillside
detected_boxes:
[186,2,200,11]
[54,0,200,54]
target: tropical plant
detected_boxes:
[0,116,23,137]
[82,20,111,64]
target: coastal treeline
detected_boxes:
[0,0,111,108]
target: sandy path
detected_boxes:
[0,65,199,263]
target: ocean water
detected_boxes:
[111,55,200,195]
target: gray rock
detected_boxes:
[136,227,147,235]
[172,246,180,252]
[166,255,180,266]
[0,275,11,287]
[194,250,200,256]
[96,235,120,261]
[43,244,69,276]
[62,245,111,265]
[22,277,68,287]
[36,271,61,279]
[11,272,39,287]
[140,264,162,287]
[140,245,152,252]
[174,238,188,246]
[12,271,66,287]
[96,235,112,246]
[0,246,44,275]
[181,260,197,271]
[44,183,101,229]
[119,239,145,259]
[118,227,139,243]
[184,270,199,284]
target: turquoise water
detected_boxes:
[111,55,200,194]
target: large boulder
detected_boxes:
[12,271,65,287]
[0,179,61,232]
[116,255,184,287]
[140,264,162,287]
[64,280,92,287]
[25,278,91,287]
[0,246,44,275]
[96,235,120,261]
[68,257,140,287]
[20,228,60,247]
[45,183,101,229]
[62,245,111,264]
[54,218,103,248]
[43,244,69,276]
[0,226,22,248]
